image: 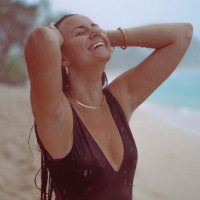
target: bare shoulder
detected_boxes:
[107,74,133,121]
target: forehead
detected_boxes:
[59,15,95,32]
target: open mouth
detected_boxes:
[88,41,106,50]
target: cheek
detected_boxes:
[64,39,87,60]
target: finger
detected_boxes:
[48,22,57,30]
[48,22,64,46]
[48,23,60,34]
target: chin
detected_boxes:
[93,51,111,62]
[77,50,111,66]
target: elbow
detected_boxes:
[24,27,45,48]
[181,23,193,42]
[32,27,50,39]
[185,23,193,40]
[25,27,51,47]
[173,23,193,48]
[173,23,193,57]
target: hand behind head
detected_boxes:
[48,22,64,47]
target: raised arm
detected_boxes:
[24,25,73,158]
[107,23,193,120]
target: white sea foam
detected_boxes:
[139,102,200,137]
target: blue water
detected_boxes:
[107,68,200,111]
[107,68,200,136]
[147,69,200,110]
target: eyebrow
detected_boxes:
[72,23,99,31]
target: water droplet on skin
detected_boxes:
[83,169,88,177]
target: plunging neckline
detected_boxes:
[71,94,125,173]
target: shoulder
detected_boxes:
[105,85,133,121]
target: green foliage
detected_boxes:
[0,0,69,86]
[0,0,37,85]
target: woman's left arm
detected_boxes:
[107,23,193,119]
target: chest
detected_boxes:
[74,106,124,172]
[47,102,138,199]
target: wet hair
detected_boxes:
[34,122,53,200]
[34,14,108,200]
[54,14,77,28]
[54,14,108,92]
[55,14,77,92]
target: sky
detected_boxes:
[25,0,200,38]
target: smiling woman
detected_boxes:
[24,13,192,200]
[53,14,109,92]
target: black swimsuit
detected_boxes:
[35,88,138,200]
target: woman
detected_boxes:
[24,14,193,200]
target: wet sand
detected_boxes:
[132,106,200,200]
[0,84,199,200]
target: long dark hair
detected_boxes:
[34,122,53,200]
[35,14,108,200]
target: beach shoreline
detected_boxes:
[0,84,200,200]
[131,105,200,200]
[139,102,200,137]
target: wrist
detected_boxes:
[107,28,128,49]
[117,27,127,49]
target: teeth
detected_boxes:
[91,41,105,50]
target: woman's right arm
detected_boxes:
[24,26,73,158]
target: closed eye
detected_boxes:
[75,30,87,36]
[73,23,102,36]
[73,26,89,36]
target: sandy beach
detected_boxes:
[132,106,200,200]
[0,84,200,200]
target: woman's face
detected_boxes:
[58,15,112,68]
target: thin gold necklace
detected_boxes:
[71,95,105,110]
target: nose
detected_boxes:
[89,28,101,39]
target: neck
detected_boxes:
[66,61,107,106]
[70,94,105,110]
[67,77,104,107]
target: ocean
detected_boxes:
[147,69,200,111]
[106,68,200,111]
[106,68,200,136]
